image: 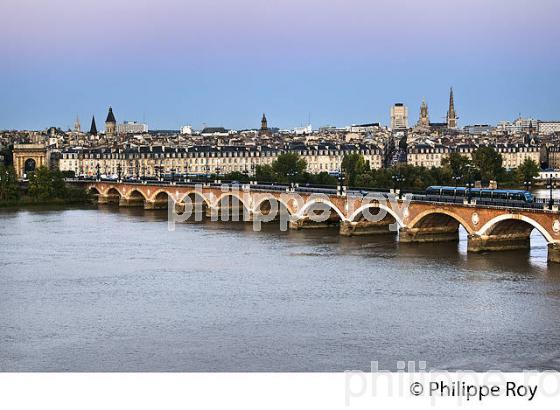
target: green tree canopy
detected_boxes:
[341,153,369,186]
[442,152,471,180]
[516,158,540,185]
[472,147,503,183]
[271,153,307,182]
[28,166,67,201]
[255,164,276,182]
[0,165,19,202]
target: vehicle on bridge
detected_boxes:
[426,186,534,204]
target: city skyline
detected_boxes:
[1,0,559,130]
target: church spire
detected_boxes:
[447,87,457,129]
[261,113,268,131]
[89,116,98,135]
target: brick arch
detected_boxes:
[348,203,404,227]
[105,186,124,197]
[87,185,101,195]
[298,197,346,221]
[407,209,475,235]
[215,192,251,212]
[126,188,148,201]
[477,214,555,243]
[180,191,212,208]
[149,189,173,202]
[251,194,295,216]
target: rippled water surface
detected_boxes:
[2,204,560,371]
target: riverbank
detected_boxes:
[0,190,93,209]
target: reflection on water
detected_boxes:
[1,205,560,372]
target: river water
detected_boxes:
[2,200,560,372]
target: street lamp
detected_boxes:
[215,165,221,183]
[465,164,474,204]
[392,173,405,199]
[95,162,100,181]
[287,171,297,190]
[337,169,346,196]
[117,163,122,182]
[170,168,176,183]
[547,176,555,210]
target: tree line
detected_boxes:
[222,147,541,190]
[0,165,89,206]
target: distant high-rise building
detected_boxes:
[105,106,116,137]
[89,116,98,135]
[74,115,81,133]
[447,88,458,129]
[390,103,408,130]
[417,98,429,126]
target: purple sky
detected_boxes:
[1,0,559,130]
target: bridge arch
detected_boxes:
[407,209,475,235]
[251,195,294,216]
[105,187,124,198]
[215,192,251,211]
[477,214,555,243]
[87,185,101,195]
[349,203,405,228]
[180,191,212,208]
[297,197,346,221]
[126,189,147,201]
[149,189,173,202]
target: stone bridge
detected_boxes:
[82,181,560,263]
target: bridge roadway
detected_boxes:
[75,179,560,263]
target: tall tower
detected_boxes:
[74,115,81,132]
[447,88,457,129]
[261,113,268,131]
[105,106,116,137]
[89,116,98,135]
[418,98,429,126]
[390,103,408,130]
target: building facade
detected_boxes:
[12,143,50,179]
[407,143,539,170]
[59,143,384,178]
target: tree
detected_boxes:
[472,147,503,183]
[442,153,471,180]
[255,164,276,183]
[516,158,540,185]
[28,166,54,201]
[341,153,369,186]
[27,166,68,201]
[0,165,19,202]
[271,153,307,182]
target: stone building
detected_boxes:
[12,143,50,179]
[59,143,384,178]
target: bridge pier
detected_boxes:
[467,233,530,253]
[289,217,338,230]
[339,220,396,236]
[97,194,120,205]
[144,199,168,210]
[547,243,560,263]
[399,226,459,243]
[119,197,145,207]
